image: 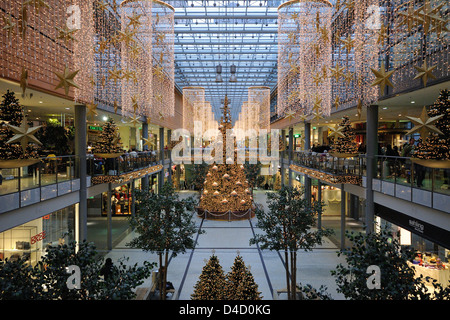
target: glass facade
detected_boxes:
[0,206,75,266]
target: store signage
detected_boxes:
[408,219,424,234]
[88,125,103,131]
[31,231,46,245]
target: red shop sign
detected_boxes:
[31,231,46,245]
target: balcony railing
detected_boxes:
[88,150,163,185]
[0,155,83,214]
[290,151,450,213]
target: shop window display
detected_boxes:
[0,206,75,266]
[102,185,132,216]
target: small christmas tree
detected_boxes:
[226,255,262,300]
[330,115,358,156]
[413,89,450,161]
[91,118,124,155]
[191,254,227,300]
[0,90,40,161]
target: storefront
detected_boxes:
[0,205,75,266]
[375,204,450,289]
[102,184,133,216]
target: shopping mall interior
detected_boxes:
[0,0,449,302]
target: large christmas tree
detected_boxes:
[191,254,227,300]
[413,89,449,161]
[0,90,40,161]
[226,255,262,300]
[198,96,253,217]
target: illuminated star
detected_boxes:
[312,111,324,121]
[108,66,122,85]
[128,113,141,127]
[370,63,394,94]
[54,67,79,96]
[413,61,437,87]
[406,106,443,138]
[6,118,42,153]
[313,96,322,112]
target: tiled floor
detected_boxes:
[105,190,347,300]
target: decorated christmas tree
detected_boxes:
[412,89,449,163]
[198,96,253,217]
[0,90,40,162]
[226,254,262,300]
[329,115,358,156]
[91,118,124,156]
[191,254,227,300]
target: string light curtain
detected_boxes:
[331,0,449,113]
[0,0,94,104]
[93,0,122,111]
[277,0,333,118]
[183,86,205,134]
[248,86,271,131]
[119,0,153,118]
[151,0,175,119]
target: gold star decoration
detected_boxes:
[153,65,164,80]
[113,100,118,114]
[312,111,324,121]
[313,96,322,112]
[143,137,155,149]
[127,13,142,29]
[344,0,355,11]
[313,72,323,86]
[56,25,78,44]
[334,96,340,110]
[370,62,394,94]
[413,61,437,87]
[86,102,98,118]
[6,118,42,153]
[376,23,387,46]
[96,0,109,11]
[131,95,139,113]
[344,71,354,85]
[118,28,137,47]
[328,124,345,139]
[128,113,141,127]
[2,15,16,38]
[20,67,28,97]
[284,110,296,123]
[108,66,122,85]
[414,1,446,36]
[319,25,329,43]
[398,1,421,33]
[159,112,165,121]
[356,99,362,119]
[406,106,444,138]
[54,67,79,96]
[340,34,354,53]
[330,64,346,81]
[95,36,109,54]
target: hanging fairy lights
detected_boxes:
[151,0,175,119]
[183,86,205,134]
[119,0,153,119]
[0,0,94,103]
[277,0,333,119]
[248,86,271,131]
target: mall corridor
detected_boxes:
[105,190,346,300]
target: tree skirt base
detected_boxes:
[197,207,255,221]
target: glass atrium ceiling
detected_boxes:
[168,0,281,121]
